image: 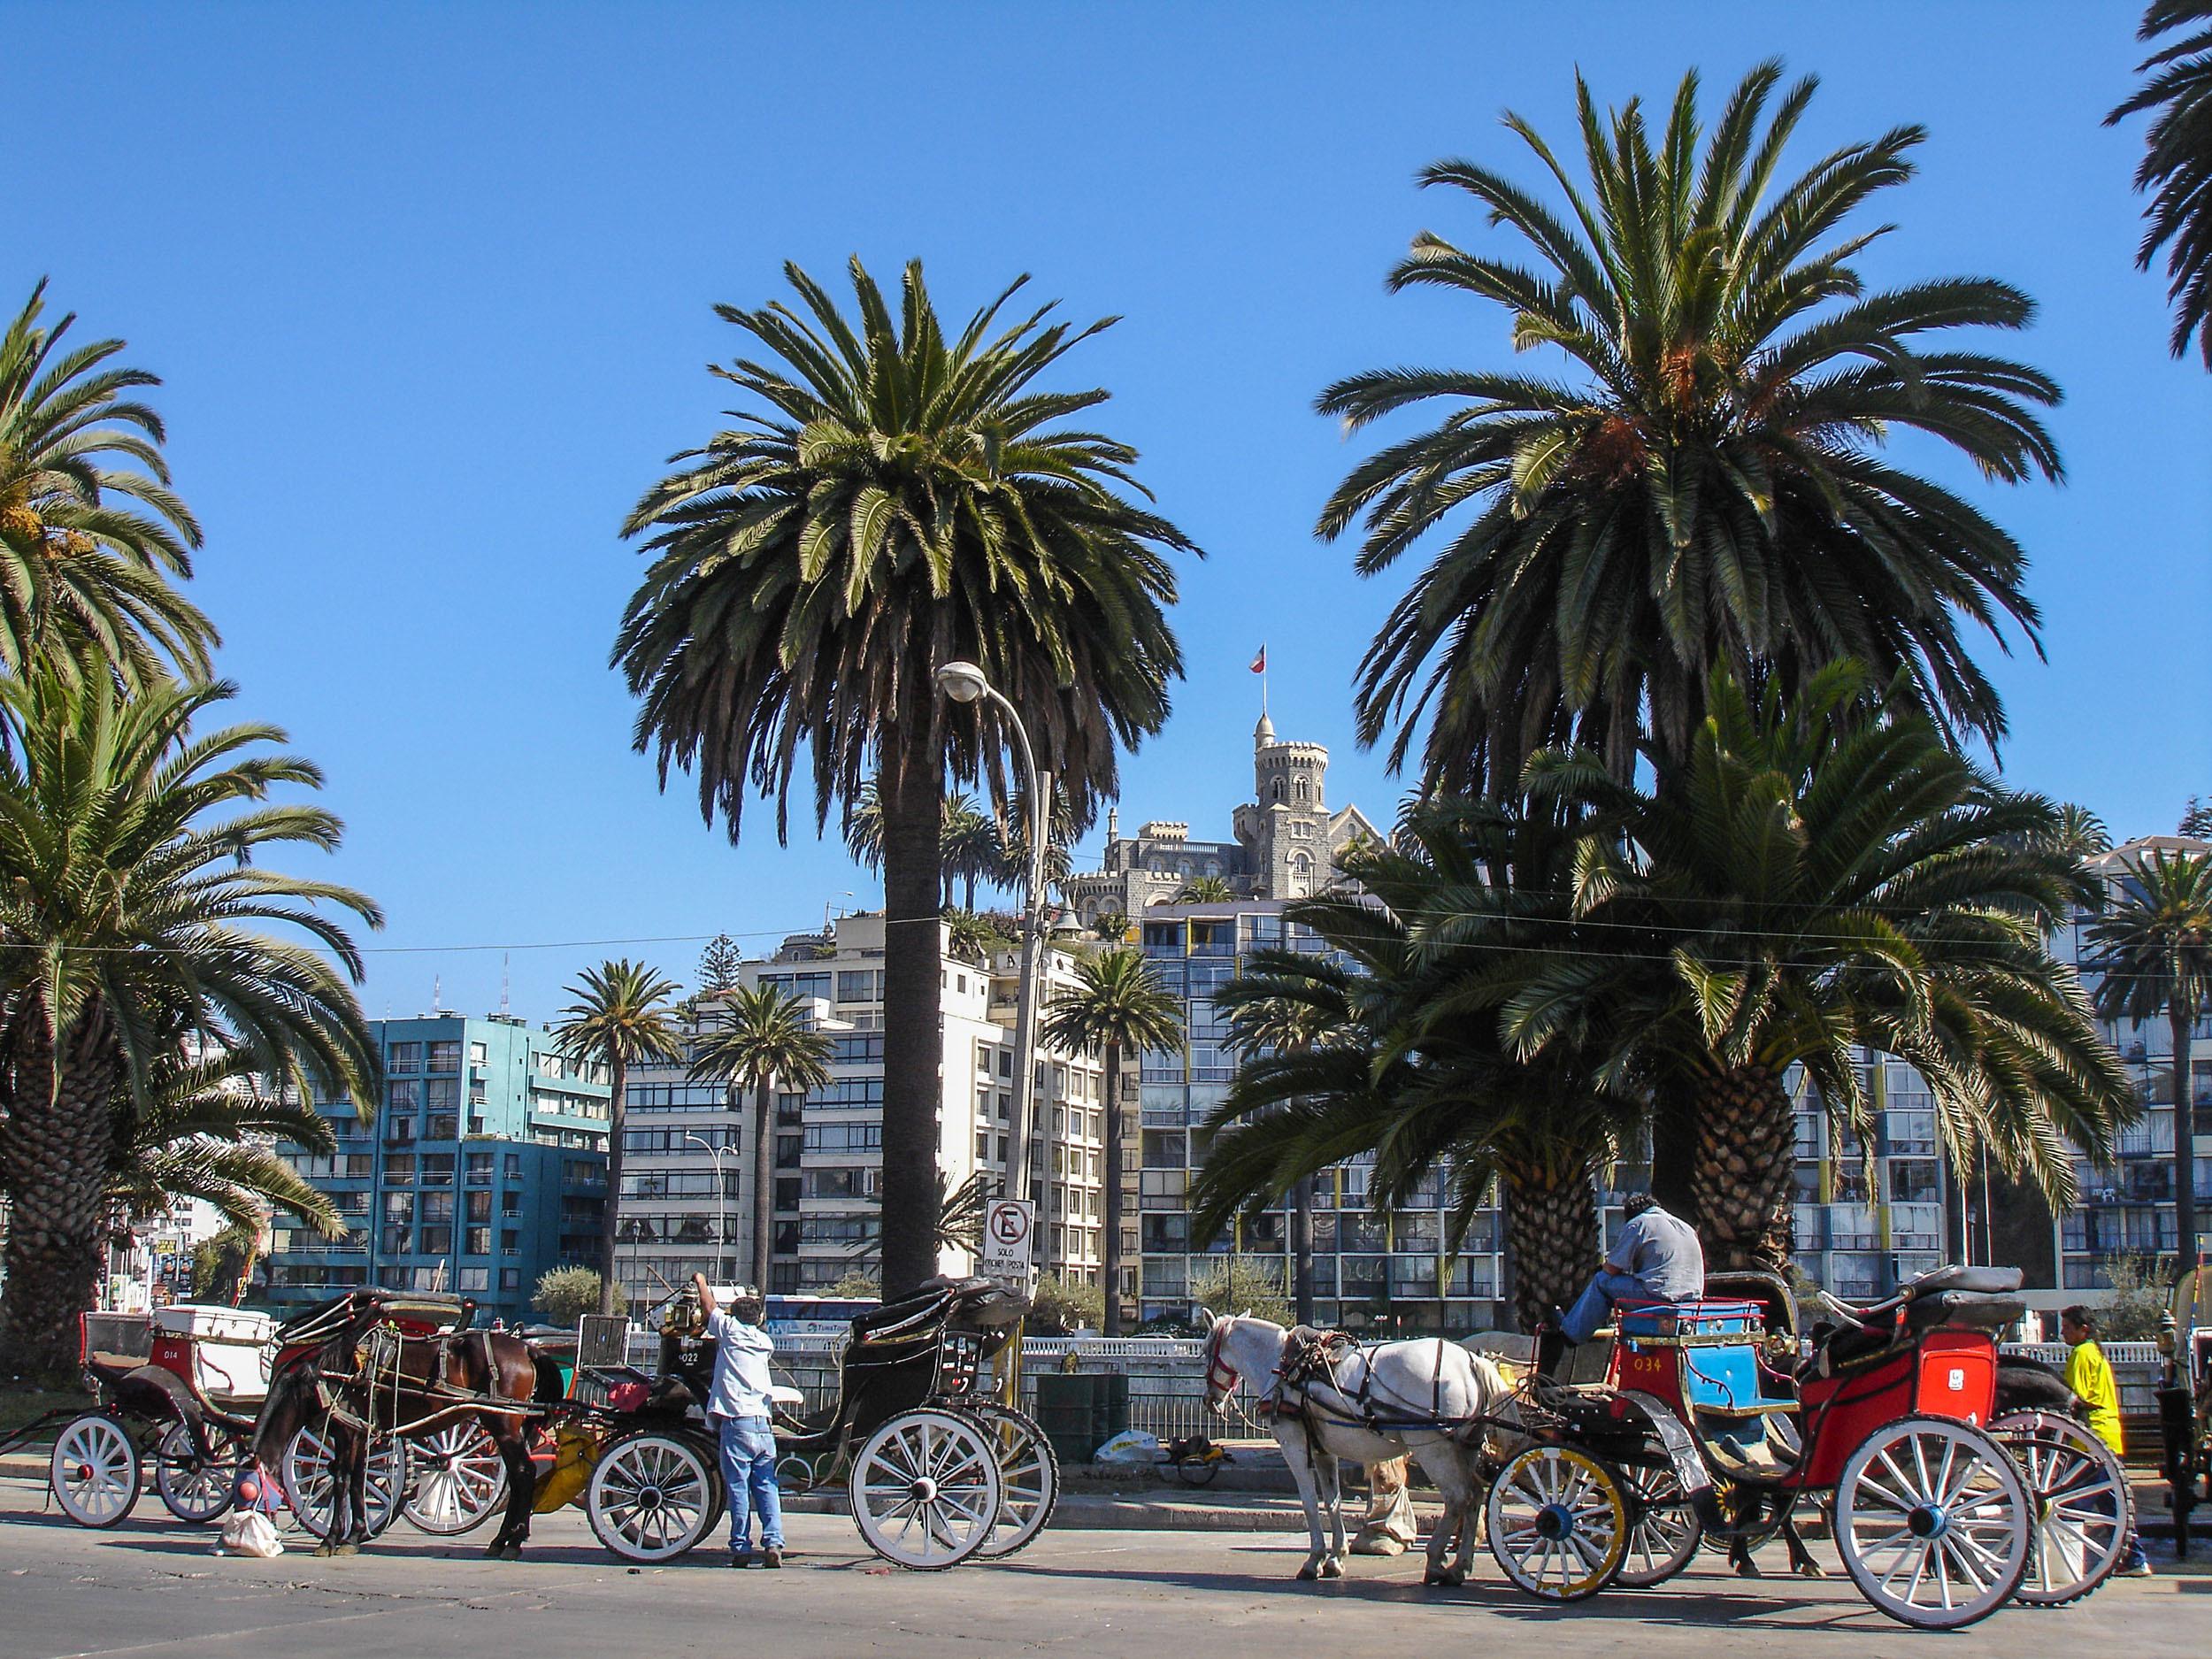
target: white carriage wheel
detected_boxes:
[847,1407,1004,1571]
[282,1424,409,1541]
[1991,1409,2131,1607]
[1484,1443,1630,1602]
[153,1421,247,1524]
[50,1414,142,1528]
[584,1432,717,1563]
[1833,1415,2030,1630]
[402,1420,511,1536]
[967,1403,1059,1559]
[1614,1456,1702,1587]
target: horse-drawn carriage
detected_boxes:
[1482,1263,2130,1628]
[0,1297,519,1540]
[1202,1262,2132,1632]
[558,1273,1056,1570]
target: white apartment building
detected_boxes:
[612,912,1106,1304]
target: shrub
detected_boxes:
[1190,1256,1291,1326]
[1027,1272,1104,1333]
[533,1265,625,1325]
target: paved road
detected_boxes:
[2,1474,2207,1658]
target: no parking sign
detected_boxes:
[981,1198,1035,1289]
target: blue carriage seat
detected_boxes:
[1618,1299,1791,1415]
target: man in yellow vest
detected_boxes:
[2062,1305,2153,1576]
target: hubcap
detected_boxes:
[911,1476,940,1503]
[1536,1502,1573,1540]
[1907,1503,1948,1540]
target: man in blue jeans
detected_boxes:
[1559,1193,1706,1345]
[693,1273,785,1567]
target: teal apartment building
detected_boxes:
[262,1012,612,1327]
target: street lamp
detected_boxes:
[684,1132,738,1284]
[934,660,1050,1212]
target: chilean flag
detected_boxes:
[1249,646,1266,675]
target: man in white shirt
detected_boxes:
[693,1273,784,1567]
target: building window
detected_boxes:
[390,1042,422,1072]
[465,1190,492,1223]
[470,1041,488,1065]
[500,1230,518,1255]
[499,1268,521,1292]
[457,1266,489,1293]
[428,1041,461,1072]
[465,1152,494,1183]
[503,1152,523,1179]
[465,1227,491,1256]
[388,1079,420,1111]
[420,1225,453,1255]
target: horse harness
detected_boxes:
[1258,1325,1464,1440]
[313,1322,528,1438]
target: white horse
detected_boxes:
[1200,1311,1507,1585]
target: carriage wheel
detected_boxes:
[1991,1410,2131,1607]
[50,1414,142,1528]
[1485,1443,1630,1601]
[282,1425,409,1542]
[153,1421,248,1523]
[848,1407,1004,1571]
[1834,1415,2029,1630]
[1614,1457,1702,1587]
[585,1431,718,1562]
[966,1403,1059,1559]
[402,1420,511,1536]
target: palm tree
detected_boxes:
[0,672,380,1380]
[1171,876,1235,904]
[1198,802,1637,1331]
[689,982,833,1288]
[107,1041,347,1240]
[942,908,1013,965]
[1318,63,2061,799]
[1041,948,1185,1333]
[2109,4,2212,366]
[553,960,684,1314]
[0,281,217,685]
[2085,849,2212,1272]
[2049,803,2115,864]
[940,795,1002,910]
[1502,664,2133,1271]
[617,257,1194,1294]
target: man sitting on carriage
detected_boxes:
[692,1274,786,1569]
[1549,1192,1705,1364]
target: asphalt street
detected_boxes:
[1,1473,2206,1658]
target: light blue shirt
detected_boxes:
[704,1310,777,1419]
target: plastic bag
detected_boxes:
[1094,1429,1161,1464]
[216,1509,284,1557]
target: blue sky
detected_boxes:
[11,2,2208,1020]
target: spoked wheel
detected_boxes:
[1834,1415,2030,1630]
[1485,1443,1631,1601]
[966,1402,1059,1559]
[282,1425,409,1542]
[1615,1457,1703,1587]
[50,1414,142,1528]
[1992,1409,2131,1607]
[584,1431,718,1562]
[154,1421,250,1523]
[402,1420,511,1536]
[848,1407,1005,1571]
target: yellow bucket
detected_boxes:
[534,1422,600,1513]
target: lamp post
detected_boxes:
[934,661,1051,1214]
[684,1132,738,1285]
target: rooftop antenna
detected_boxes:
[433,972,443,1013]
[500,953,511,1016]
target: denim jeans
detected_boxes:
[714,1414,784,1555]
[1562,1269,1655,1344]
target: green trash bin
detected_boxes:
[1035,1371,1133,1465]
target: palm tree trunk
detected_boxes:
[2174,1001,2199,1273]
[1501,1163,1600,1335]
[752,1076,776,1291]
[0,1003,119,1383]
[1688,1063,1797,1274]
[879,741,946,1297]
[1102,1043,1125,1336]
[599,1056,626,1316]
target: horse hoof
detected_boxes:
[311,1542,336,1559]
[1795,1562,1826,1579]
[1734,1560,1761,1579]
[1317,1558,1345,1580]
[1295,1564,1319,1582]
[334,1542,359,1557]
[499,1542,523,1562]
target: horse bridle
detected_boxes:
[1204,1321,1240,1402]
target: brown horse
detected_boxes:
[252,1295,560,1558]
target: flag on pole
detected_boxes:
[1249,646,1266,674]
